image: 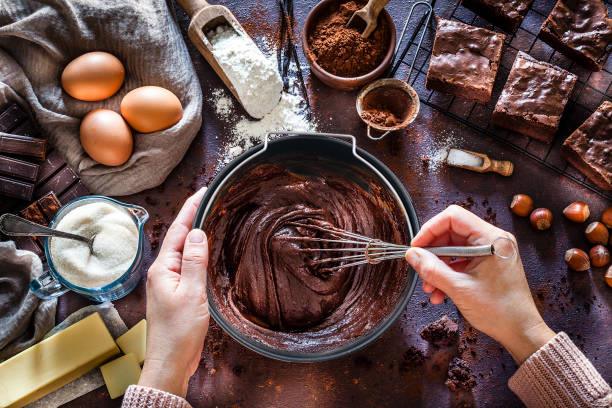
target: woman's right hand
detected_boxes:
[405,205,555,364]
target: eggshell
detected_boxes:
[62,52,125,101]
[80,109,133,166]
[120,86,183,133]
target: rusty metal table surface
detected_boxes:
[60,0,611,407]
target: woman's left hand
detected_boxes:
[138,187,209,397]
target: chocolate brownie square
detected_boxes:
[461,0,535,32]
[539,0,612,71]
[426,18,506,104]
[492,51,577,143]
[562,101,611,190]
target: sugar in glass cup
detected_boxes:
[30,196,149,302]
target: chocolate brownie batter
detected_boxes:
[205,157,410,353]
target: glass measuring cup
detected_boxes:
[30,196,149,302]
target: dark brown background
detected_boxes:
[60,0,611,407]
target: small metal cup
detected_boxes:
[356,78,420,140]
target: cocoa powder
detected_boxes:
[308,1,390,77]
[361,108,401,127]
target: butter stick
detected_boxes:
[100,353,142,399]
[0,312,120,408]
[116,319,147,365]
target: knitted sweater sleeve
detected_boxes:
[121,385,192,408]
[509,332,611,408]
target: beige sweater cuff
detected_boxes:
[509,332,611,408]
[121,385,192,408]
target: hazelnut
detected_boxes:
[530,208,553,230]
[510,194,534,217]
[605,266,612,288]
[589,245,610,268]
[562,201,590,223]
[602,207,612,228]
[564,248,590,272]
[585,221,609,245]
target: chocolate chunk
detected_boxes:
[20,201,47,225]
[0,103,28,133]
[0,155,39,181]
[0,176,34,200]
[420,315,459,347]
[562,101,611,191]
[426,18,505,104]
[13,236,44,258]
[539,0,612,71]
[37,150,66,185]
[35,166,77,199]
[12,120,41,139]
[445,357,477,391]
[58,181,89,204]
[492,51,577,143]
[0,134,47,160]
[37,192,62,221]
[461,0,534,32]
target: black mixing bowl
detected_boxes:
[194,132,419,362]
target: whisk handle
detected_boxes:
[424,244,493,258]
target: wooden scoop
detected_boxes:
[347,0,391,39]
[176,0,279,118]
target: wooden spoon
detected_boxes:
[346,0,391,39]
[176,0,280,118]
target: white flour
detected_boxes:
[208,25,283,119]
[49,202,138,288]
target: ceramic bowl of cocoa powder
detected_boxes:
[302,0,396,91]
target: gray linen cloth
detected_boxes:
[0,0,202,196]
[0,240,57,361]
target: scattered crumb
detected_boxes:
[445,358,477,391]
[420,315,459,347]
[399,346,425,372]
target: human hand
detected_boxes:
[138,187,209,397]
[405,205,555,364]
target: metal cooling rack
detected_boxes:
[395,0,612,200]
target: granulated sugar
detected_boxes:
[208,25,283,119]
[421,129,464,173]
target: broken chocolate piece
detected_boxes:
[0,155,39,181]
[57,181,89,204]
[445,357,477,391]
[35,165,78,199]
[37,192,62,221]
[20,200,47,226]
[0,176,34,200]
[37,150,66,185]
[11,120,40,139]
[12,236,44,258]
[420,315,459,347]
[0,103,28,132]
[0,134,47,160]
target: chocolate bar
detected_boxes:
[0,155,39,181]
[0,176,34,200]
[0,134,47,160]
[37,150,66,184]
[0,103,28,132]
[58,181,89,204]
[35,166,78,199]
[13,236,44,258]
[37,192,62,221]
[12,120,40,139]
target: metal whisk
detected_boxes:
[286,222,514,272]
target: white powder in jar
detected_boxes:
[208,25,283,119]
[49,202,139,288]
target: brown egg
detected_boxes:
[120,86,183,133]
[61,52,125,101]
[80,109,133,166]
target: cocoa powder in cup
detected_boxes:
[307,1,390,77]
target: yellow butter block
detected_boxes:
[0,312,120,408]
[116,319,146,364]
[100,353,142,399]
